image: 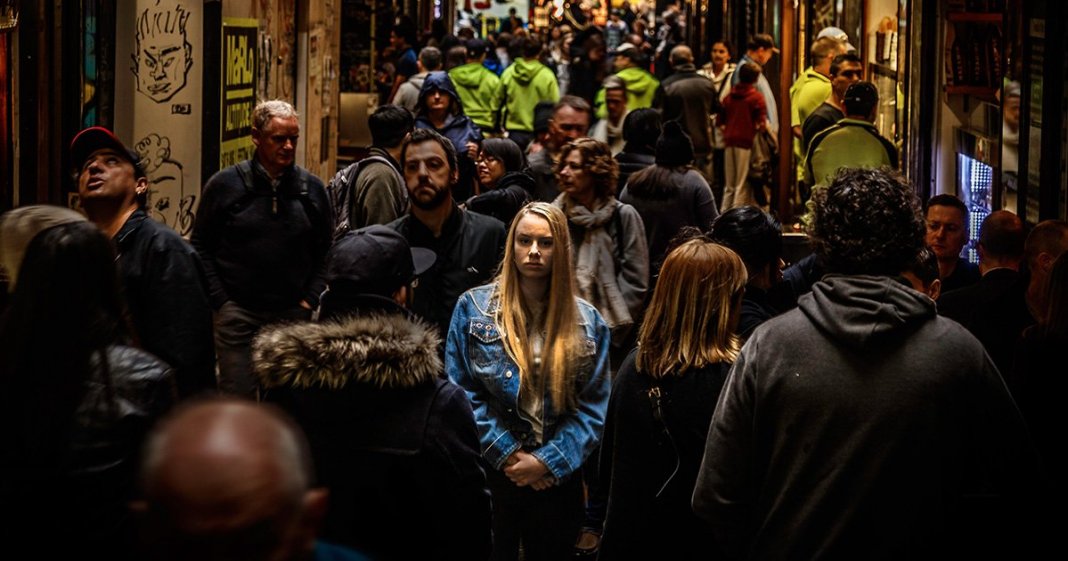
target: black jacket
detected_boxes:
[115,209,216,397]
[938,268,1035,378]
[4,345,176,560]
[254,305,492,561]
[615,150,656,192]
[465,170,534,227]
[192,160,333,312]
[599,349,730,560]
[657,65,718,156]
[388,205,506,336]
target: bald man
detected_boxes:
[657,44,718,179]
[939,210,1033,377]
[1023,219,1068,322]
[135,400,372,561]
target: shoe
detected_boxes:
[573,529,600,558]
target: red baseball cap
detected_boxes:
[70,127,146,178]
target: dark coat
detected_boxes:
[465,170,533,228]
[599,349,730,560]
[192,161,333,312]
[254,305,492,561]
[938,268,1035,378]
[619,167,719,270]
[387,205,506,336]
[115,209,216,397]
[527,148,559,202]
[615,150,656,193]
[939,257,982,294]
[5,345,176,560]
[657,65,718,156]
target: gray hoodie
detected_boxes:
[694,274,1038,560]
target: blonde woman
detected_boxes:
[446,202,611,561]
[598,237,747,560]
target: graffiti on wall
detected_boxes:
[131,1,193,104]
[134,133,196,235]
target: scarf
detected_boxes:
[553,194,633,331]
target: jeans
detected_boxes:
[213,300,312,398]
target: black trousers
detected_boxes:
[486,465,584,561]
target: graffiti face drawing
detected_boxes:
[132,3,193,103]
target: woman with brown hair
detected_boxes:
[446,202,611,561]
[598,236,748,560]
[551,137,648,351]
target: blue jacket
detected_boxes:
[445,283,611,481]
[415,71,484,156]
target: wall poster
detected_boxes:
[221,18,259,169]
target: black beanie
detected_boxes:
[655,120,695,166]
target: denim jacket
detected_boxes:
[445,283,611,481]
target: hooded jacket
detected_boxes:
[415,72,484,161]
[594,66,660,119]
[253,307,492,561]
[415,71,484,201]
[693,275,1039,560]
[499,57,560,133]
[449,62,503,130]
[721,82,767,149]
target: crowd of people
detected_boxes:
[0,5,1065,561]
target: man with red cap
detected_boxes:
[71,126,216,397]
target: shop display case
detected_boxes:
[956,127,997,263]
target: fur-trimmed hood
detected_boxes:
[252,313,442,390]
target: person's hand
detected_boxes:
[466,141,480,159]
[529,475,557,491]
[299,300,313,310]
[504,450,550,487]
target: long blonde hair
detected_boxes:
[495,202,583,411]
[636,238,747,378]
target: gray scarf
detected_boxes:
[553,195,633,331]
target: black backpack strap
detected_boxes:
[226,160,260,216]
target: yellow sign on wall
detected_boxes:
[221,18,258,168]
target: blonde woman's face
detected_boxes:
[513,214,554,280]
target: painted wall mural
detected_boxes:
[113,0,203,236]
[131,2,194,103]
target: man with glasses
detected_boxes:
[801,53,864,153]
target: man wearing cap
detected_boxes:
[656,45,718,179]
[804,81,897,191]
[528,96,593,201]
[388,128,506,336]
[71,126,216,398]
[251,225,492,560]
[731,33,780,134]
[449,39,503,134]
[499,34,560,150]
[594,41,659,120]
[192,100,333,398]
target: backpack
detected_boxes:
[325,155,395,241]
[748,128,779,189]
